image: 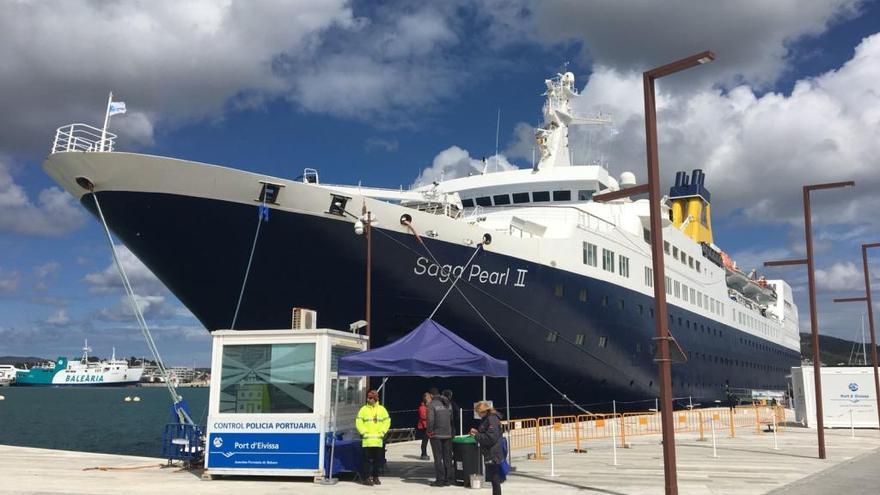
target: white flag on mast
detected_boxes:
[108,101,127,116]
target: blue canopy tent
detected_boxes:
[338,319,508,378]
[324,319,511,482]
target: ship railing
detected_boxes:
[512,405,786,460]
[51,123,116,154]
[576,209,615,233]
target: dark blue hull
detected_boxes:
[81,191,800,415]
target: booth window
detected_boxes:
[219,343,316,414]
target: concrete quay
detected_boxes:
[1,425,878,494]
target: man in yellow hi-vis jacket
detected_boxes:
[356,389,390,485]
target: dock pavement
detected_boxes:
[1,424,879,494]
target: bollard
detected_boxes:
[575,413,581,452]
[535,417,543,460]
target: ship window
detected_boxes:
[601,295,608,307]
[578,190,594,201]
[665,276,672,295]
[674,280,680,298]
[649,307,655,318]
[493,194,511,205]
[704,294,709,309]
[512,192,530,204]
[682,284,689,302]
[688,256,694,268]
[546,331,558,343]
[618,255,630,277]
[583,242,598,267]
[690,288,695,303]
[219,343,315,414]
[475,196,492,207]
[664,241,670,254]
[554,284,564,298]
[680,251,687,263]
[643,228,651,244]
[618,299,625,310]
[579,289,587,302]
[695,260,701,272]
[598,336,608,348]
[575,334,585,346]
[638,304,644,315]
[553,190,571,201]
[672,246,679,258]
[602,249,615,272]
[258,182,284,204]
[462,198,475,208]
[644,266,653,287]
[532,191,550,202]
[636,343,642,353]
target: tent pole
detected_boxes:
[483,376,487,401]
[324,375,341,484]
[505,377,512,470]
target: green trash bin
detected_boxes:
[452,435,482,487]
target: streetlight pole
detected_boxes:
[765,180,855,459]
[594,50,714,495]
[832,242,880,429]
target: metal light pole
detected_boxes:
[595,50,714,495]
[363,205,372,348]
[832,242,880,429]
[764,180,855,459]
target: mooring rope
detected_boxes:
[428,243,484,320]
[230,199,268,330]
[382,223,594,415]
[91,192,193,425]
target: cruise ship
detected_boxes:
[14,341,144,386]
[42,72,800,410]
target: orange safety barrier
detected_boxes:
[499,405,785,460]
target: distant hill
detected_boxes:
[0,356,46,366]
[799,333,880,366]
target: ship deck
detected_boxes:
[2,421,878,494]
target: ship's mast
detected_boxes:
[81,339,91,364]
[534,72,611,171]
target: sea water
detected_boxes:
[0,386,209,457]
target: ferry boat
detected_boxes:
[42,72,800,410]
[0,365,26,386]
[14,341,144,386]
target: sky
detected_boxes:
[1,0,879,366]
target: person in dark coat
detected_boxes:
[470,401,504,495]
[427,391,454,486]
[416,392,432,460]
[442,389,461,435]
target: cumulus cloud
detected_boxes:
[0,160,86,236]
[413,146,519,186]
[97,295,179,322]
[814,261,876,292]
[567,33,880,231]
[0,268,20,294]
[35,261,60,279]
[46,309,70,326]
[484,0,861,89]
[84,244,167,296]
[0,1,354,154]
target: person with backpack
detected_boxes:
[416,391,432,460]
[427,389,454,486]
[470,401,505,495]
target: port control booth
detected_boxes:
[205,328,367,478]
[792,366,879,428]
